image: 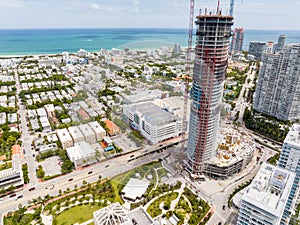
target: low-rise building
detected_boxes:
[66,142,97,169]
[93,202,132,225]
[121,178,150,201]
[0,112,6,125]
[0,145,24,189]
[78,124,96,143]
[88,121,106,141]
[40,116,51,133]
[68,126,85,143]
[104,119,120,136]
[56,128,73,149]
[37,143,57,153]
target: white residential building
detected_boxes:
[88,121,106,141]
[78,124,96,144]
[278,124,300,222]
[66,142,97,169]
[0,112,6,125]
[68,126,85,143]
[123,102,183,145]
[56,128,73,149]
[237,163,295,225]
[254,44,300,121]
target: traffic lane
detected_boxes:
[0,150,168,214]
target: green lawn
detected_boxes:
[147,192,179,218]
[157,167,168,179]
[0,161,12,171]
[4,214,33,225]
[53,203,104,225]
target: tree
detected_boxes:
[61,159,74,174]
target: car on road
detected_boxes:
[218,222,222,225]
[222,205,226,210]
[130,155,135,158]
[16,195,23,200]
[28,187,35,191]
[68,178,74,182]
[105,165,109,168]
[88,171,93,174]
[9,193,16,198]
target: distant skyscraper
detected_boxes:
[276,35,286,52]
[231,27,244,53]
[237,163,296,225]
[248,41,266,60]
[265,41,274,53]
[173,43,181,54]
[186,9,233,175]
[253,44,300,121]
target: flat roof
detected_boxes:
[68,126,84,140]
[124,89,163,103]
[56,128,73,143]
[122,178,150,201]
[284,123,300,148]
[88,121,106,134]
[66,141,96,161]
[128,207,153,225]
[78,124,95,136]
[242,163,295,216]
[124,102,180,126]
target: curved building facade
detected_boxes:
[186,12,233,175]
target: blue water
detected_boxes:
[0,28,299,55]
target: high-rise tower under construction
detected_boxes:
[186,9,233,175]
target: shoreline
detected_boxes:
[0,46,190,59]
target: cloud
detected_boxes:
[89,3,100,10]
[0,0,27,8]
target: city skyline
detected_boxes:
[0,0,299,29]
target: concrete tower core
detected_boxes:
[186,11,234,175]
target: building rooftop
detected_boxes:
[124,102,180,126]
[56,128,73,143]
[122,178,150,201]
[242,163,295,216]
[93,202,132,225]
[66,141,96,161]
[128,207,154,225]
[123,89,164,104]
[78,124,95,137]
[284,123,300,148]
[88,121,106,134]
[68,126,84,141]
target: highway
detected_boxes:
[0,148,169,215]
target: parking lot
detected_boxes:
[38,156,62,176]
[111,134,141,153]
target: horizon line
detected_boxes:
[0,27,299,31]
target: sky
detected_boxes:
[0,0,299,30]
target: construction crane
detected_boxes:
[180,0,194,156]
[181,0,235,167]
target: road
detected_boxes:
[234,63,257,123]
[0,148,169,215]
[14,68,38,185]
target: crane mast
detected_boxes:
[180,0,194,152]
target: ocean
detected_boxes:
[0,28,299,56]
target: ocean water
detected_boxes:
[0,28,299,55]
